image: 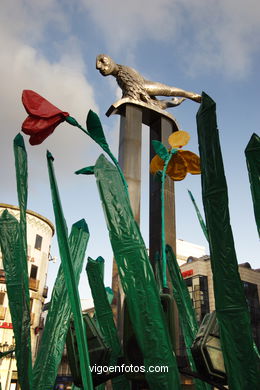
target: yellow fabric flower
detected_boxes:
[150,130,201,181]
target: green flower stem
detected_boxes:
[65,116,128,194]
[106,149,128,192]
[161,154,172,289]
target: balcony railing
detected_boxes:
[29,278,39,291]
[30,312,35,325]
[0,270,6,284]
[0,306,6,320]
[43,286,48,299]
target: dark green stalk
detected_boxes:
[188,189,209,241]
[161,154,172,289]
[47,151,93,390]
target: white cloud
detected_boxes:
[81,0,260,78]
[178,0,260,77]
[81,0,182,50]
[0,0,99,213]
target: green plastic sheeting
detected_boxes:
[13,133,33,389]
[33,219,89,390]
[196,92,259,389]
[105,287,114,305]
[0,211,32,390]
[245,133,260,238]
[47,151,93,390]
[94,154,180,390]
[188,190,209,241]
[166,245,211,390]
[0,134,32,390]
[14,134,29,279]
[151,140,178,289]
[86,257,130,390]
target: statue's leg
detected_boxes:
[144,81,201,102]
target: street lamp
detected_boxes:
[191,311,227,384]
[2,343,8,353]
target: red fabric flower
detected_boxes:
[21,90,69,145]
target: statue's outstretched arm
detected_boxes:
[143,80,201,103]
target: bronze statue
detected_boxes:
[96,54,201,109]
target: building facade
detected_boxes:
[176,239,206,266]
[180,256,260,349]
[0,204,54,390]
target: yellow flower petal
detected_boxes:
[150,154,164,174]
[167,152,188,181]
[168,130,190,148]
[179,150,201,174]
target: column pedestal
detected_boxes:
[107,99,179,349]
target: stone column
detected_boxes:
[118,105,142,223]
[107,101,179,348]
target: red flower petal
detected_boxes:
[29,125,58,145]
[21,90,70,145]
[22,115,66,145]
[22,115,64,134]
[22,90,69,118]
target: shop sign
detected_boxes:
[0,322,13,329]
[181,269,193,278]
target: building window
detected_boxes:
[242,280,260,349]
[0,292,5,305]
[35,234,43,251]
[184,275,209,323]
[30,265,38,280]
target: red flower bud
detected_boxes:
[21,90,69,145]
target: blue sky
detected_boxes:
[0,0,259,297]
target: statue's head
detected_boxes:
[96,54,117,76]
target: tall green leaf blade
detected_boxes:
[0,210,32,390]
[166,245,211,390]
[86,257,130,390]
[187,189,209,241]
[13,134,30,303]
[47,151,93,390]
[33,219,89,390]
[94,154,180,390]
[245,133,260,238]
[13,133,33,389]
[196,92,259,390]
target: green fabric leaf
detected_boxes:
[47,151,93,390]
[75,166,95,175]
[166,245,211,390]
[245,133,260,238]
[196,92,259,390]
[86,257,122,365]
[87,110,109,152]
[94,154,180,390]
[86,258,130,390]
[0,211,32,390]
[105,287,114,305]
[33,219,89,390]
[152,140,169,161]
[13,133,33,390]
